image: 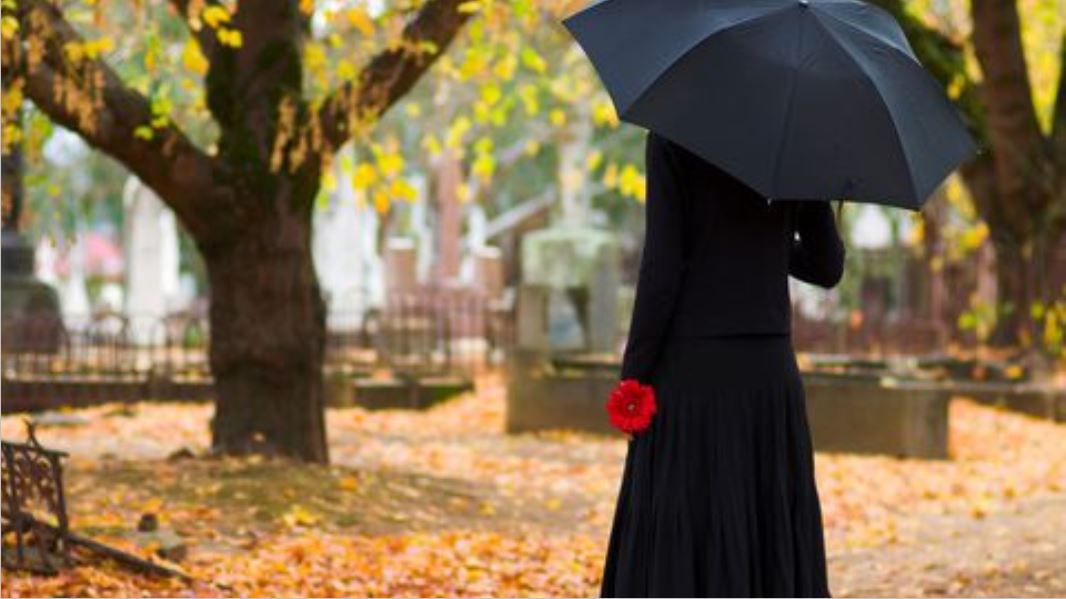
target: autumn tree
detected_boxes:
[2,0,472,462]
[875,0,1065,346]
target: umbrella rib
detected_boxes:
[769,12,805,200]
[811,8,922,69]
[619,4,796,118]
[807,11,919,202]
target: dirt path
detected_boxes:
[830,493,1066,597]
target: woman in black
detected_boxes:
[600,132,844,598]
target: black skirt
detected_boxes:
[600,335,831,598]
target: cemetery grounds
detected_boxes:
[1,374,1065,598]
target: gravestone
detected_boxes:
[520,226,620,352]
[313,158,383,322]
[802,372,949,459]
[506,226,622,434]
[49,233,92,318]
[122,177,181,342]
[1,142,61,343]
[384,237,419,295]
[472,246,504,299]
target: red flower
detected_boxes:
[606,379,657,435]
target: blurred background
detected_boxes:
[1,0,1064,596]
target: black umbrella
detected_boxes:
[563,0,976,209]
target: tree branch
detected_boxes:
[15,0,223,240]
[319,0,471,150]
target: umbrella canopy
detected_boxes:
[563,0,977,209]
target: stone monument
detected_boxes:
[122,177,181,341]
[1,141,62,351]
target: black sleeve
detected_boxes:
[789,202,846,289]
[620,133,687,383]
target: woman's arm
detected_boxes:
[620,133,687,383]
[789,202,846,289]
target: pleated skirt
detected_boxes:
[600,335,831,598]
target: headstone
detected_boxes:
[460,203,488,286]
[122,177,181,337]
[802,372,949,459]
[313,155,382,323]
[2,139,62,335]
[60,234,91,317]
[2,231,61,323]
[472,246,504,299]
[384,237,419,295]
[520,226,620,353]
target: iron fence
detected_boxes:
[2,290,512,412]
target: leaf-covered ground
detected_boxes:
[2,375,1065,597]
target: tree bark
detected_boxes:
[203,191,328,463]
[988,237,1030,347]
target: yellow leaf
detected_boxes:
[446,116,472,149]
[520,47,547,74]
[1,81,23,117]
[281,504,318,527]
[217,28,243,48]
[458,0,483,14]
[456,182,472,203]
[377,151,404,178]
[352,163,377,189]
[63,42,85,62]
[202,5,231,28]
[479,83,502,107]
[133,125,154,140]
[961,222,989,251]
[619,163,646,200]
[346,7,375,36]
[603,162,619,190]
[338,476,359,491]
[390,179,418,202]
[492,55,517,81]
[421,134,443,158]
[182,40,208,76]
[473,154,495,182]
[549,109,567,127]
[592,98,619,128]
[69,37,113,60]
[299,0,315,16]
[305,42,327,70]
[1,15,19,39]
[473,136,493,155]
[337,59,356,81]
[586,150,603,172]
[518,84,539,116]
[373,190,390,214]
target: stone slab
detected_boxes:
[802,373,950,459]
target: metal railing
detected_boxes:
[2,291,511,412]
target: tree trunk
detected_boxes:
[989,236,1031,347]
[203,195,329,463]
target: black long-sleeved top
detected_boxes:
[620,132,846,383]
